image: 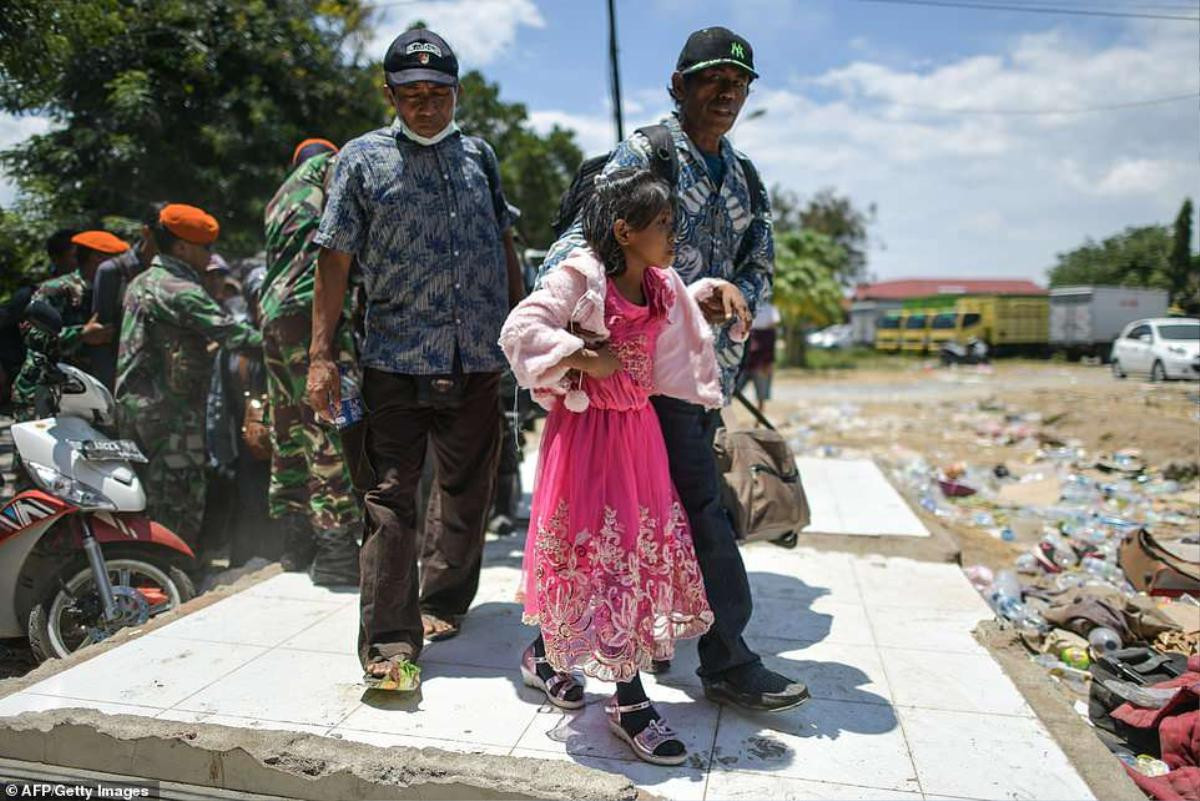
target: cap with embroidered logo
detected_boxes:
[676,26,758,79]
[384,29,459,87]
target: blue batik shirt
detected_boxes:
[537,113,774,403]
[315,119,516,375]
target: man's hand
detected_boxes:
[699,282,751,331]
[80,314,114,345]
[307,356,340,421]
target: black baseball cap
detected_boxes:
[676,26,758,79]
[384,29,459,86]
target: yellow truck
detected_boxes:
[919,295,1049,355]
[874,311,906,352]
[900,310,935,353]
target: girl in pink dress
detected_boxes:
[499,168,723,766]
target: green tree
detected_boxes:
[455,71,581,250]
[1168,198,1199,313]
[772,230,847,367]
[1047,225,1173,290]
[772,186,876,287]
[0,0,386,256]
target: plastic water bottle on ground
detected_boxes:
[1088,626,1122,655]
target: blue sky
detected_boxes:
[360,0,1200,284]
[2,0,1197,284]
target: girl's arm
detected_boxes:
[499,267,594,389]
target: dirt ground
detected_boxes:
[736,358,1200,570]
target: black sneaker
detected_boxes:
[702,663,810,713]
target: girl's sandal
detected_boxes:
[520,646,585,709]
[363,655,421,692]
[604,696,688,766]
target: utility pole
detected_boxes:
[606,0,625,143]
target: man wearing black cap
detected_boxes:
[308,28,525,690]
[537,27,810,713]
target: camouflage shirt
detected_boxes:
[115,254,262,413]
[261,151,336,324]
[10,271,93,409]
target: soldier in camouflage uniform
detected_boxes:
[261,138,360,585]
[11,231,125,419]
[115,204,261,547]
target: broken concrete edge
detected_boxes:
[973,620,1142,801]
[0,708,639,801]
[0,562,285,701]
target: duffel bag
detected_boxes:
[714,391,810,544]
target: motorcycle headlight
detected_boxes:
[27,463,117,511]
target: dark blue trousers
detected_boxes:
[652,395,761,678]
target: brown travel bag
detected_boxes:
[714,391,810,545]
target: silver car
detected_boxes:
[1110,317,1200,381]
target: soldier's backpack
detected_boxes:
[550,124,765,239]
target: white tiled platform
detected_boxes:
[522,452,930,539]
[0,540,1092,800]
[795,458,930,538]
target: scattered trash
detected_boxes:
[1088,625,1123,655]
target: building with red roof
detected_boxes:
[849,277,1045,344]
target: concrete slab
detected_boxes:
[795,458,930,537]
[0,539,1101,800]
[526,452,931,539]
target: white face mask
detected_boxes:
[398,115,459,146]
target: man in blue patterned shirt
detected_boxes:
[307,28,524,690]
[538,27,810,713]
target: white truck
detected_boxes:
[1049,286,1170,360]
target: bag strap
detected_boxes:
[734,389,777,432]
[637,124,678,187]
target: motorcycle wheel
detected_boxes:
[27,553,195,662]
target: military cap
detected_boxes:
[70,230,130,255]
[291,137,339,167]
[160,204,220,245]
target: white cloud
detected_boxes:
[0,113,53,206]
[532,21,1198,282]
[369,0,544,67]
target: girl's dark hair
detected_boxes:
[580,167,674,276]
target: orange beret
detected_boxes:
[71,230,130,255]
[159,203,219,245]
[291,137,339,167]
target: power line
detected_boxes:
[855,0,1200,21]
[877,91,1200,115]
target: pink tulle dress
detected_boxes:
[521,266,713,682]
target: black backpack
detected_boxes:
[551,124,765,239]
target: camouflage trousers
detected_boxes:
[262,313,358,534]
[117,400,207,546]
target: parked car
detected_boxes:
[1110,318,1200,382]
[807,324,853,350]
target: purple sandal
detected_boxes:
[604,696,687,766]
[520,645,585,709]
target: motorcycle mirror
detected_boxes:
[24,299,63,336]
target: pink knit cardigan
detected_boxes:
[499,247,742,411]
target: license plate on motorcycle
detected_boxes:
[80,439,147,463]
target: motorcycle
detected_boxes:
[0,300,195,661]
[940,337,990,366]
